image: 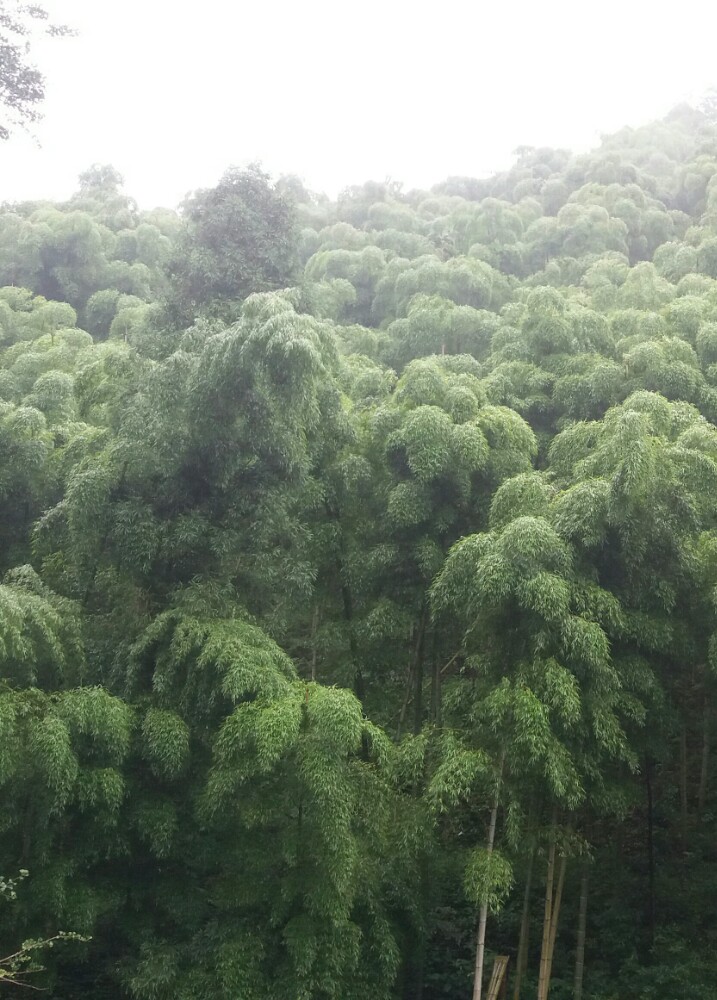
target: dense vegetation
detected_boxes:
[3,102,717,999]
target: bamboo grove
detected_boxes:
[2,104,717,999]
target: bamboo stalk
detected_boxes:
[574,865,589,1000]
[645,756,655,949]
[679,722,688,845]
[430,631,441,725]
[544,852,566,994]
[310,604,319,681]
[413,611,426,736]
[537,813,558,1000]
[698,698,710,817]
[512,847,534,1000]
[486,956,509,1000]
[472,753,505,1000]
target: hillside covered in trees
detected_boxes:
[3,103,717,999]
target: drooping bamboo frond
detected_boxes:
[0,566,83,686]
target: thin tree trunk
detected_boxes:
[397,637,415,738]
[310,604,319,681]
[413,610,427,736]
[324,496,362,704]
[430,631,441,724]
[512,847,534,1000]
[537,813,558,1000]
[679,722,688,844]
[335,553,370,759]
[413,851,431,1000]
[645,755,655,950]
[472,752,505,1000]
[574,865,589,1000]
[698,699,710,817]
[544,852,566,994]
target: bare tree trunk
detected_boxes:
[543,852,566,994]
[645,755,655,950]
[574,865,589,1000]
[397,651,414,738]
[512,847,534,1000]
[310,604,319,681]
[698,699,710,817]
[413,851,431,1000]
[538,809,565,1000]
[430,631,441,725]
[413,612,426,736]
[472,753,505,1000]
[537,829,556,1000]
[679,722,688,845]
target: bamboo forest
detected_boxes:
[4,35,717,998]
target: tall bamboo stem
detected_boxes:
[544,852,566,994]
[472,753,505,1000]
[574,865,589,1000]
[698,699,711,816]
[512,847,534,1000]
[537,812,558,1000]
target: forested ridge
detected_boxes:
[3,103,717,999]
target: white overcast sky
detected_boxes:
[3,0,717,209]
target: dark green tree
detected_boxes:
[166,165,299,322]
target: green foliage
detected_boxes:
[0,567,83,685]
[3,104,717,1000]
[167,165,299,322]
[463,847,513,910]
